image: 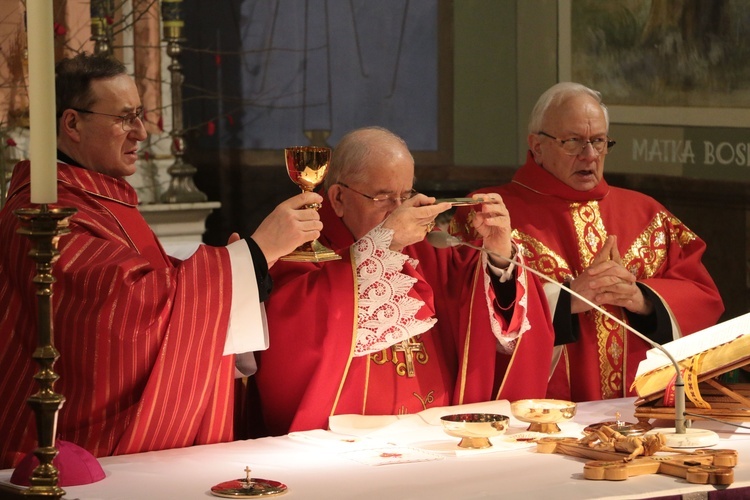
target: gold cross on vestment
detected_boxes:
[392,337,425,377]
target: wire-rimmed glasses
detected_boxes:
[338,182,417,208]
[538,131,616,156]
[72,107,144,132]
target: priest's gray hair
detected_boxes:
[326,126,414,190]
[527,82,610,134]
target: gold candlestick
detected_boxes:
[160,0,208,203]
[14,204,77,499]
[90,0,114,56]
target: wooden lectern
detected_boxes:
[633,313,750,424]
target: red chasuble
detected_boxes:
[0,161,235,469]
[254,191,555,436]
[451,152,724,402]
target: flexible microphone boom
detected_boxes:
[427,230,718,447]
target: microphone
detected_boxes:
[427,231,718,447]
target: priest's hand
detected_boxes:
[470,193,514,269]
[570,235,653,315]
[251,192,324,267]
[382,194,451,252]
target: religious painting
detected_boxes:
[561,0,750,127]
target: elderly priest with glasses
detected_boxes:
[0,52,324,469]
[451,82,724,403]
[252,126,556,436]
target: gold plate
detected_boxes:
[434,197,484,206]
[210,478,287,498]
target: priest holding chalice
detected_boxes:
[0,51,324,471]
[253,126,557,436]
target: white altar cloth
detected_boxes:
[2,397,750,499]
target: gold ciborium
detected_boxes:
[440,413,509,449]
[280,146,340,262]
[510,399,577,434]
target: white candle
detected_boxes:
[26,1,57,204]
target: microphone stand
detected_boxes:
[427,232,719,448]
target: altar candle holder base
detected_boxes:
[14,204,78,499]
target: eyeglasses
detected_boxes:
[72,107,144,132]
[338,182,417,207]
[538,131,616,156]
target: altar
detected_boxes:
[2,397,750,499]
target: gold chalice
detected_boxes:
[280,146,340,262]
[440,413,509,449]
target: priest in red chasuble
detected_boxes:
[254,127,555,436]
[451,82,724,402]
[0,53,323,469]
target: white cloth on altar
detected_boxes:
[322,400,587,458]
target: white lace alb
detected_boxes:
[352,224,436,356]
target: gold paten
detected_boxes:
[211,467,288,498]
[434,197,484,206]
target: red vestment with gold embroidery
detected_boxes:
[451,153,724,401]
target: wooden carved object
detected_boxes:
[536,428,737,485]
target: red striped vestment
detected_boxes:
[0,161,235,469]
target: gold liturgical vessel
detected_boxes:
[510,399,577,434]
[280,146,340,262]
[211,466,287,498]
[440,413,509,449]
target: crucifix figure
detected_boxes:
[392,337,426,377]
[242,466,254,489]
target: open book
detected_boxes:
[631,312,750,399]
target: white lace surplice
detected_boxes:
[353,225,436,356]
[351,225,531,357]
